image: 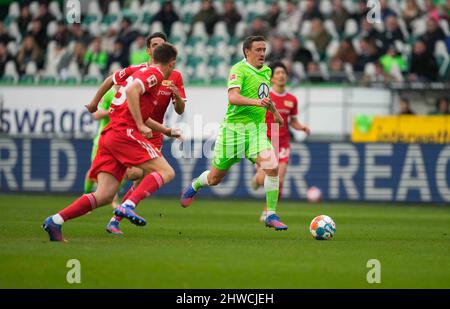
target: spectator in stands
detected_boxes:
[221,0,242,36]
[0,42,13,77]
[265,1,281,28]
[355,38,380,72]
[280,0,302,35]
[267,34,288,63]
[380,45,407,81]
[243,16,270,38]
[108,40,128,69]
[28,19,48,51]
[328,58,348,82]
[429,97,450,115]
[301,0,323,21]
[16,35,43,76]
[424,0,441,22]
[289,37,313,69]
[358,18,382,43]
[306,18,331,57]
[117,17,139,59]
[398,97,416,115]
[0,21,14,46]
[58,41,86,77]
[354,0,370,21]
[332,39,359,68]
[36,2,55,31]
[307,61,325,82]
[53,21,70,48]
[17,5,32,37]
[408,40,438,81]
[402,0,423,33]
[192,0,220,36]
[69,23,91,47]
[129,35,149,65]
[381,16,405,51]
[380,0,397,20]
[420,18,446,53]
[330,0,351,33]
[84,37,108,73]
[152,1,180,37]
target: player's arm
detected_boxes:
[144,117,182,139]
[290,117,310,135]
[170,84,186,115]
[92,109,109,120]
[125,81,153,138]
[266,100,284,127]
[228,88,265,107]
[85,75,114,113]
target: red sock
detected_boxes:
[278,182,284,201]
[59,193,97,222]
[121,185,136,203]
[126,172,164,206]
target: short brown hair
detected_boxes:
[242,35,266,58]
[146,32,168,48]
[152,43,177,64]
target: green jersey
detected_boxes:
[95,88,116,140]
[225,59,272,125]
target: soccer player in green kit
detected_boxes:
[180,36,288,230]
[84,88,121,207]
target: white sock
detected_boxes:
[266,211,276,216]
[264,175,279,191]
[123,200,136,208]
[192,170,210,191]
[52,214,64,225]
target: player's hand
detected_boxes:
[168,84,180,98]
[138,124,153,139]
[301,125,311,135]
[85,103,98,113]
[274,113,284,127]
[165,128,183,140]
[258,98,272,109]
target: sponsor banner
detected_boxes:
[353,115,450,144]
[0,87,391,139]
[1,138,449,203]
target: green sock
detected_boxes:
[84,178,94,194]
[192,170,210,191]
[265,175,279,212]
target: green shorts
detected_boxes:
[212,123,273,170]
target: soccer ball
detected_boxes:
[309,215,336,240]
[306,186,322,202]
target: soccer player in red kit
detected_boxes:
[251,62,310,221]
[42,43,181,241]
[105,32,187,235]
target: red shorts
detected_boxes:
[273,142,291,164]
[147,136,163,151]
[89,127,162,182]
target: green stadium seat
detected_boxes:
[39,76,58,85]
[103,14,119,26]
[60,77,78,85]
[0,75,16,84]
[19,75,36,84]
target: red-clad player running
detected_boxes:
[105,32,187,235]
[251,62,310,221]
[42,43,181,241]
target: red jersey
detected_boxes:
[149,69,187,146]
[266,90,298,145]
[109,66,164,130]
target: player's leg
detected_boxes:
[251,131,287,231]
[43,172,120,241]
[107,167,144,231]
[83,141,99,193]
[251,165,265,191]
[278,161,288,200]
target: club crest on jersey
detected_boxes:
[284,100,294,108]
[147,75,158,87]
[258,83,269,99]
[230,74,237,81]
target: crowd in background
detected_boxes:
[0,0,449,85]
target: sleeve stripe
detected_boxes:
[227,85,241,90]
[112,73,117,85]
[135,79,146,94]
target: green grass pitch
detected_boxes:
[0,194,449,289]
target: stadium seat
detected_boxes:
[29,1,40,18]
[292,61,306,81]
[88,22,102,37]
[49,1,62,20]
[435,41,450,78]
[8,1,20,18]
[213,22,230,42]
[108,1,121,15]
[6,41,18,56]
[7,22,21,42]
[411,18,427,38]
[171,21,186,39]
[324,20,339,40]
[344,62,356,83]
[129,0,142,14]
[4,60,19,82]
[46,21,58,38]
[326,40,340,60]
[319,0,333,16]
[150,21,164,34]
[25,61,38,76]
[19,74,36,84]
[344,19,358,38]
[439,19,450,36]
